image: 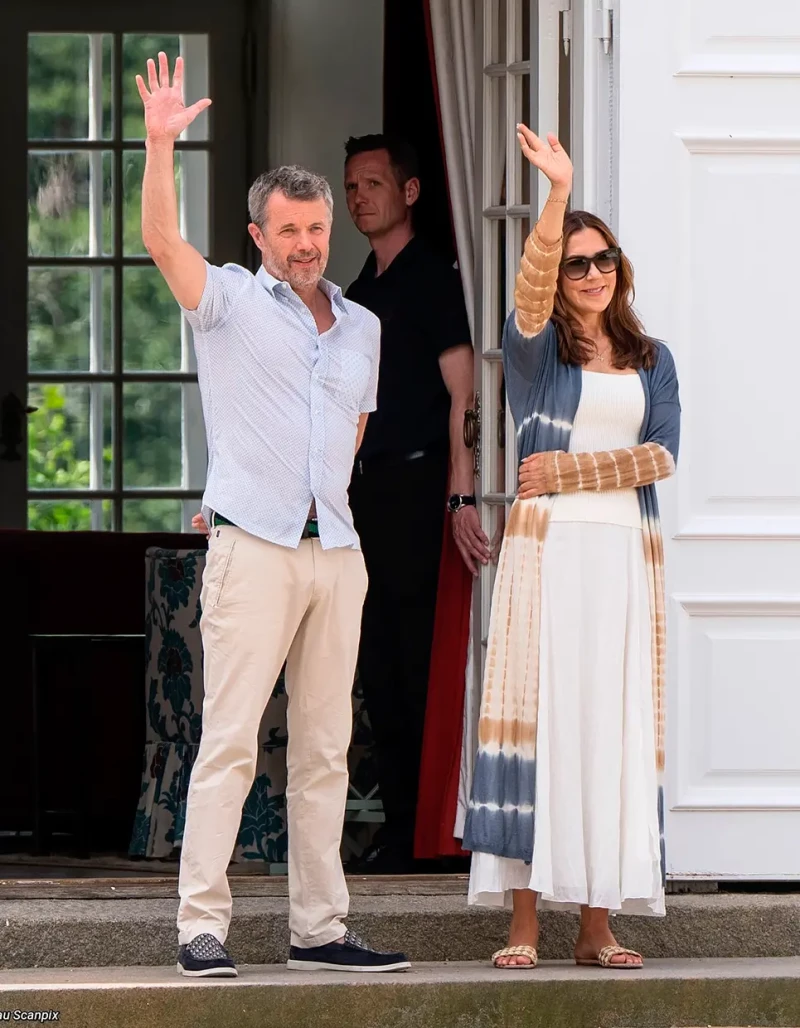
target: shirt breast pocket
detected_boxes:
[327,347,372,413]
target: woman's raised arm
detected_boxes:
[514,125,572,338]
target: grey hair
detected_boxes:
[247,165,334,229]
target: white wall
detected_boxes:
[265,0,384,289]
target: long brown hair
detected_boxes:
[552,210,655,370]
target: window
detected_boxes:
[474,0,571,636]
[26,33,210,532]
[475,0,535,614]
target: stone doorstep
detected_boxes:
[0,960,800,1028]
[2,956,800,988]
[1,892,800,970]
[0,873,468,901]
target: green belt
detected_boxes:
[211,512,319,538]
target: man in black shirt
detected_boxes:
[344,134,490,872]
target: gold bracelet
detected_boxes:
[545,196,568,205]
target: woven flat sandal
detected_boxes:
[491,945,538,969]
[575,945,643,969]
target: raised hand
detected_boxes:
[517,124,573,192]
[135,52,211,143]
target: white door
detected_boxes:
[611,0,800,878]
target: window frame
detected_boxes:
[472,0,572,648]
[0,0,253,532]
[26,33,210,532]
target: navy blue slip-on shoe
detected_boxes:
[177,933,238,977]
[287,929,410,972]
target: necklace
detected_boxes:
[590,344,612,364]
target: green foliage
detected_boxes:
[28,384,93,491]
[27,384,104,531]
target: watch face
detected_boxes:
[448,496,461,513]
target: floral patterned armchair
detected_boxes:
[129,547,379,869]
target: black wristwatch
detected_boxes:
[447,494,477,514]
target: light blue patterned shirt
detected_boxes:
[182,262,380,550]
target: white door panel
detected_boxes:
[616,0,800,876]
[668,812,800,879]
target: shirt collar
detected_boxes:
[355,234,422,283]
[256,265,348,316]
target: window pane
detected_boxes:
[28,382,113,491]
[485,0,507,65]
[123,267,182,371]
[122,152,145,256]
[510,216,531,272]
[482,218,507,354]
[28,267,112,372]
[123,499,182,532]
[178,150,210,253]
[122,34,209,141]
[498,218,508,341]
[515,75,531,207]
[28,151,113,256]
[28,499,91,531]
[123,150,209,256]
[484,360,506,496]
[484,76,507,208]
[123,383,182,487]
[558,37,571,158]
[182,382,207,489]
[181,499,204,533]
[28,498,112,531]
[507,0,530,65]
[481,503,507,629]
[28,34,112,141]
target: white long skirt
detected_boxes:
[469,521,665,917]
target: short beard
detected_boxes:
[262,243,327,293]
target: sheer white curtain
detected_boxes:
[428,0,477,335]
[428,0,479,839]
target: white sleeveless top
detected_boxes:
[549,371,645,529]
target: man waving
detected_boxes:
[137,52,408,977]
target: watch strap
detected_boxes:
[448,493,477,512]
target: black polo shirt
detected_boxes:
[345,236,471,460]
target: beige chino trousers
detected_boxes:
[177,524,367,949]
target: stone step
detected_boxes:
[1,958,799,1028]
[1,883,799,970]
[0,873,465,901]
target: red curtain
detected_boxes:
[413,0,474,859]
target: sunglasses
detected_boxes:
[560,247,622,281]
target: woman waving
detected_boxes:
[464,125,680,970]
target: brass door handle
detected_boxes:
[463,407,478,449]
[463,393,481,477]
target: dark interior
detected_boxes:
[1,0,451,866]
